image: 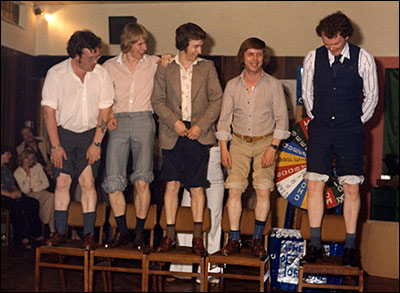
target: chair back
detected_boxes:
[108,203,157,247]
[300,212,346,243]
[221,206,272,236]
[66,201,107,244]
[160,206,211,233]
[108,204,157,230]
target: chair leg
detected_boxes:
[34,248,41,292]
[58,255,67,292]
[297,266,304,292]
[107,271,113,291]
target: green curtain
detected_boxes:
[382,68,399,175]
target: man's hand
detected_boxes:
[107,117,118,131]
[261,147,276,168]
[51,146,68,169]
[174,120,188,136]
[157,53,173,68]
[86,144,101,165]
[186,125,202,140]
[221,147,232,170]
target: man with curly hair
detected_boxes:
[41,30,114,250]
[301,11,378,266]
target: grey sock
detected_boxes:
[54,210,68,234]
[83,212,96,235]
[345,233,356,249]
[310,227,321,249]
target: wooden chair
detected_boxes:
[204,206,272,292]
[144,206,211,292]
[88,204,157,292]
[297,212,364,292]
[34,200,106,292]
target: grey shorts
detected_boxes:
[102,112,155,194]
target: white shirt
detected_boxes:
[173,54,205,122]
[302,42,378,124]
[103,53,160,113]
[41,58,114,133]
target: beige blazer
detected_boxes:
[151,59,222,150]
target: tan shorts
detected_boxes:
[224,135,276,192]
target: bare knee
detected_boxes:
[78,176,95,193]
[135,180,149,194]
[165,181,180,194]
[56,175,72,192]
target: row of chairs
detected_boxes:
[34,201,363,292]
[34,201,272,292]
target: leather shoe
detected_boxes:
[109,232,130,248]
[221,238,241,256]
[252,237,267,260]
[301,244,323,263]
[82,233,97,250]
[45,232,66,247]
[155,236,176,252]
[342,247,357,266]
[192,237,207,257]
[132,232,146,250]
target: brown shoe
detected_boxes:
[44,232,66,247]
[221,238,241,256]
[155,236,176,252]
[192,237,207,257]
[109,232,130,248]
[252,238,267,260]
[132,232,146,250]
[82,233,97,250]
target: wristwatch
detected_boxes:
[93,142,101,147]
[270,144,279,150]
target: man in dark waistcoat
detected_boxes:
[301,11,378,266]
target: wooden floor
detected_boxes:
[1,244,399,292]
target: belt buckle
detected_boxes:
[245,136,252,143]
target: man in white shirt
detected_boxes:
[41,30,114,250]
[301,11,378,266]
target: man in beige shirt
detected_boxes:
[217,37,289,260]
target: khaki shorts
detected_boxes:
[224,135,276,192]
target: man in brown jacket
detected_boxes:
[151,22,222,256]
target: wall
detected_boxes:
[3,1,393,57]
[1,1,36,56]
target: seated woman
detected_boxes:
[13,149,55,237]
[1,146,42,249]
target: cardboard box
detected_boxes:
[360,220,399,279]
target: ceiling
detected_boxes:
[31,1,183,4]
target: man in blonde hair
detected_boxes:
[102,22,169,249]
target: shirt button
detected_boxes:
[331,116,335,120]
[129,100,133,103]
[83,98,86,101]
[333,87,336,91]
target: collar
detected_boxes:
[172,52,204,68]
[117,52,147,65]
[327,42,350,64]
[238,69,267,82]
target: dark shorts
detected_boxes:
[160,134,210,191]
[306,119,364,177]
[52,127,100,179]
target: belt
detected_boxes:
[233,132,273,143]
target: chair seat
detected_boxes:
[300,256,362,275]
[92,245,144,260]
[148,247,204,264]
[207,248,269,267]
